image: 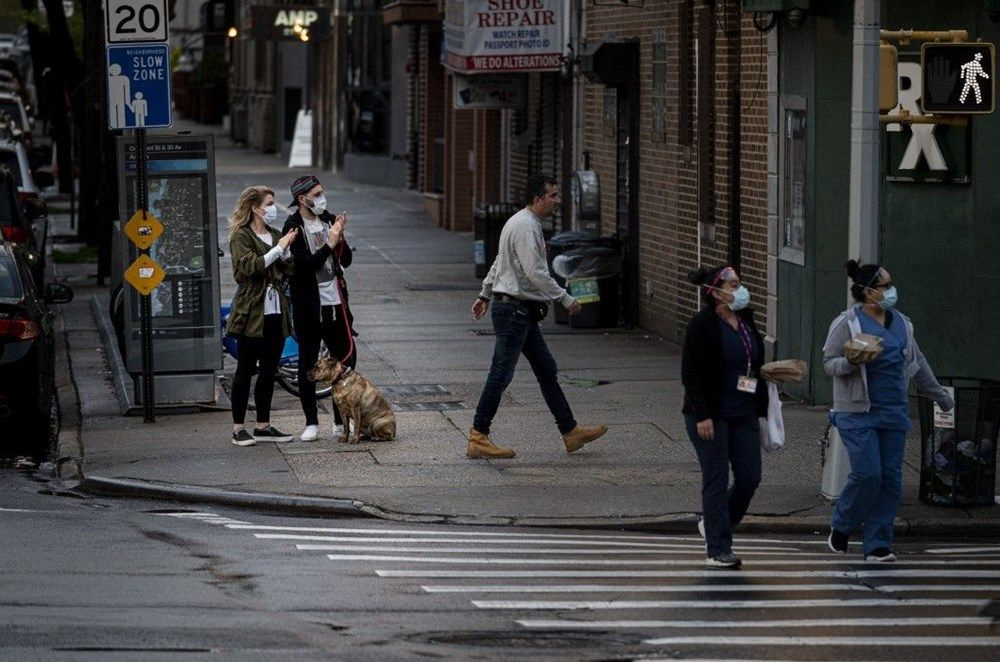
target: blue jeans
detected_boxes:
[473,300,576,435]
[685,414,762,557]
[830,426,906,554]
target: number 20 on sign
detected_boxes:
[106,0,168,44]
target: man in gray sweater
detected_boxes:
[468,173,608,459]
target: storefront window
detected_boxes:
[781,107,807,261]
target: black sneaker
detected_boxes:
[864,547,897,562]
[705,552,742,569]
[253,425,293,443]
[232,429,256,447]
[828,527,849,554]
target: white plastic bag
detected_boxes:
[759,382,785,453]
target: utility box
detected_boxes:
[116,134,222,405]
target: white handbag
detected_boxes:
[759,382,785,453]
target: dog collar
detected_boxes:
[332,366,353,384]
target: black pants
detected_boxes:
[231,314,284,425]
[298,305,356,426]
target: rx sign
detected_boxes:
[106,0,169,44]
[106,44,172,130]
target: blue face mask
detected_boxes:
[877,285,898,310]
[263,204,278,224]
[727,285,751,311]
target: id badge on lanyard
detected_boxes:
[735,319,758,394]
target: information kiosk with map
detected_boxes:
[116,134,222,404]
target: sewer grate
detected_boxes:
[406,282,482,291]
[391,401,468,412]
[381,384,450,397]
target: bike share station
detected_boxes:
[100,1,222,419]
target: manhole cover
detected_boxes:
[392,401,468,412]
[411,629,640,649]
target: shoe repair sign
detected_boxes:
[443,0,563,73]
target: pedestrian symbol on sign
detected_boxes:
[106,44,172,130]
[959,53,989,104]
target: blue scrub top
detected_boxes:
[834,309,911,432]
[718,316,759,420]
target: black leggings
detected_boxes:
[231,314,285,425]
[298,305,356,425]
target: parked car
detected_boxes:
[0,91,31,143]
[0,167,45,286]
[0,239,72,457]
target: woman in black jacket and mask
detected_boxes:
[282,175,356,442]
[681,265,768,569]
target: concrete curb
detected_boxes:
[75,475,997,536]
[50,262,82,483]
[80,476,376,518]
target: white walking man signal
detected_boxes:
[959,52,989,105]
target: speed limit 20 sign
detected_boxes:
[106,0,168,44]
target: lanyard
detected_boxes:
[735,319,754,377]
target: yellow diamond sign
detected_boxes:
[123,210,164,250]
[123,254,166,296]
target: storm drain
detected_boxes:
[391,401,467,412]
[381,384,451,397]
[411,629,641,649]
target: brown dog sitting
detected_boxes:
[307,357,396,444]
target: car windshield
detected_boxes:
[0,250,21,299]
[0,151,21,185]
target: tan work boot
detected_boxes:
[467,428,516,459]
[563,424,608,453]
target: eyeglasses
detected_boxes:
[867,281,894,291]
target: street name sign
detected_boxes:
[920,42,996,114]
[124,210,164,250]
[106,0,169,44]
[124,254,166,296]
[106,44,172,130]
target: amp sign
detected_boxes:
[444,0,564,74]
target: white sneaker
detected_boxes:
[300,424,320,442]
[697,518,706,540]
[333,422,355,439]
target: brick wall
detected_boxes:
[583,0,769,343]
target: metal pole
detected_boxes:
[135,128,155,423]
[848,0,881,266]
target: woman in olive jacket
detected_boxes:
[225,186,297,447]
[681,265,768,569]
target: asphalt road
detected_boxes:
[3,468,1000,661]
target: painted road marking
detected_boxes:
[327,554,1000,566]
[422,583,1000,594]
[926,546,1000,555]
[294,544,830,556]
[641,636,1000,647]
[376,569,1000,578]
[518,616,995,628]
[472,598,982,609]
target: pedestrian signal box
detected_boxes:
[920,42,995,114]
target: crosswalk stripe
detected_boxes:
[296,544,832,557]
[472,598,982,609]
[256,534,799,551]
[927,547,1000,555]
[641,636,1000,647]
[423,583,1000,594]
[228,524,857,546]
[376,569,1000,578]
[328,554,1000,566]
[518,616,994,628]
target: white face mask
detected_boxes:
[263,204,278,223]
[310,195,327,214]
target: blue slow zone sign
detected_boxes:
[106,44,172,130]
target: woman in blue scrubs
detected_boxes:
[822,260,953,561]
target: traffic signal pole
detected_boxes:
[848,0,881,267]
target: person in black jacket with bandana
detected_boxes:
[681,265,768,569]
[282,175,356,442]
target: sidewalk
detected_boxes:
[49,122,1000,534]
